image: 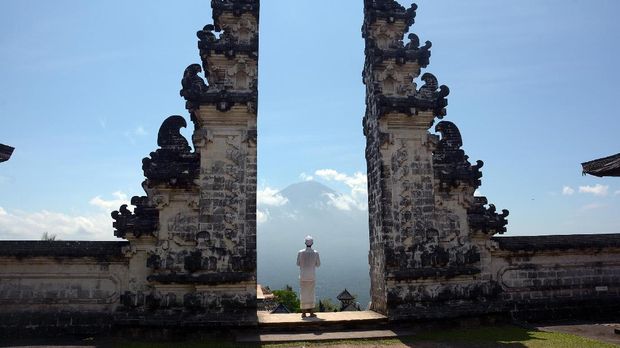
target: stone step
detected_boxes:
[236,329,415,344]
[257,310,388,331]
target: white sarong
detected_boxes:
[300,280,316,310]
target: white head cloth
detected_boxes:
[304,235,314,246]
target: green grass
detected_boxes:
[112,325,618,348]
[407,325,618,348]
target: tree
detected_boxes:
[41,232,57,241]
[316,298,338,312]
[272,285,300,313]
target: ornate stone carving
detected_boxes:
[468,197,509,235]
[111,196,158,239]
[211,0,259,31]
[374,73,449,118]
[363,0,418,37]
[180,64,209,100]
[433,121,483,190]
[142,116,199,188]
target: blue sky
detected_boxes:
[0,0,619,240]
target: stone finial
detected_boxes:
[417,73,449,117]
[142,116,199,188]
[157,115,191,151]
[180,64,209,102]
[433,121,483,190]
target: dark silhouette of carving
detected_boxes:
[180,64,208,101]
[157,115,191,151]
[468,197,509,235]
[142,115,199,188]
[0,144,14,163]
[111,196,159,239]
[433,121,483,190]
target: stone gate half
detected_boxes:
[112,0,259,325]
[362,0,620,321]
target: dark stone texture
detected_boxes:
[493,234,620,252]
[391,266,480,280]
[184,251,203,272]
[147,272,254,284]
[111,196,159,239]
[0,312,116,338]
[0,241,128,260]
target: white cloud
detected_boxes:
[314,169,368,211]
[89,191,131,211]
[0,191,133,241]
[321,192,361,211]
[562,186,575,195]
[257,187,288,206]
[578,184,609,197]
[0,207,115,241]
[474,189,482,197]
[299,172,314,181]
[257,209,269,224]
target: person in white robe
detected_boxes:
[297,235,321,318]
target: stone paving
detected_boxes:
[536,322,620,346]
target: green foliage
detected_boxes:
[271,285,300,313]
[41,232,57,241]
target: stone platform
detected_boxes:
[257,310,387,329]
[237,311,400,343]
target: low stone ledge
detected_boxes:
[0,241,129,260]
[492,234,620,252]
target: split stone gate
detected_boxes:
[0,0,619,333]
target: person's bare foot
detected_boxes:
[301,312,307,319]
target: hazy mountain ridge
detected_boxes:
[257,180,371,307]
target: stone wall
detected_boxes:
[0,241,129,335]
[491,234,620,321]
